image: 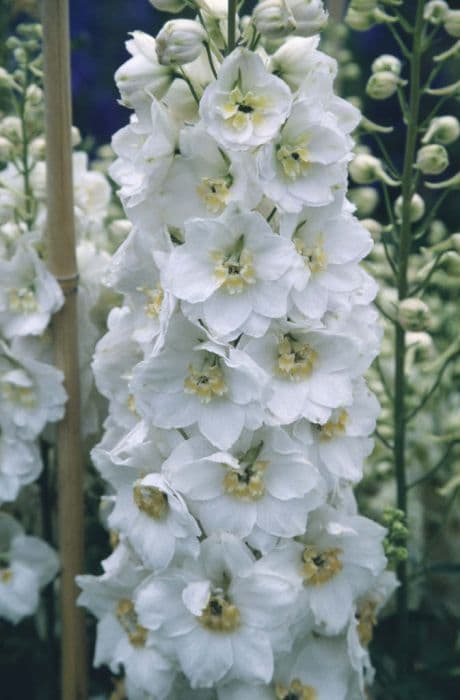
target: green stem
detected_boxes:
[18,76,33,230]
[393,0,425,678]
[227,0,237,53]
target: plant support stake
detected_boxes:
[42,1,87,699]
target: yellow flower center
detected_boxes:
[133,482,169,520]
[198,593,241,633]
[7,286,38,313]
[277,139,311,179]
[356,600,377,647]
[212,241,256,295]
[127,394,138,415]
[276,679,318,700]
[301,546,343,586]
[223,459,268,501]
[197,177,231,214]
[136,284,164,318]
[221,87,268,131]
[276,335,318,381]
[184,360,228,403]
[1,568,12,583]
[116,598,148,648]
[294,235,327,274]
[1,381,36,407]
[314,410,348,442]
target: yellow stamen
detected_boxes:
[276,335,318,381]
[8,286,38,313]
[196,177,231,214]
[184,362,228,403]
[277,138,311,180]
[213,247,256,295]
[133,482,169,520]
[302,546,343,586]
[276,679,318,700]
[1,568,12,583]
[136,284,164,318]
[294,235,327,274]
[356,600,377,647]
[1,382,36,407]
[116,598,148,647]
[315,410,348,442]
[223,459,268,500]
[222,87,268,132]
[198,593,241,632]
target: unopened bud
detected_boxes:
[398,299,430,332]
[285,0,328,37]
[371,53,402,75]
[450,232,460,253]
[25,84,42,106]
[148,0,186,12]
[424,0,449,24]
[0,67,17,89]
[29,136,46,159]
[350,153,399,186]
[345,8,375,31]
[71,126,81,147]
[110,219,132,239]
[394,193,425,222]
[351,0,377,10]
[348,186,379,216]
[445,10,460,38]
[0,136,12,160]
[253,0,296,39]
[360,218,382,239]
[0,116,22,141]
[366,70,403,99]
[416,144,449,175]
[156,20,206,66]
[422,115,460,145]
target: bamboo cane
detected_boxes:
[41,2,87,698]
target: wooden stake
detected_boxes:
[41,2,87,699]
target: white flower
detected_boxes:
[199,48,292,151]
[108,472,201,571]
[293,379,379,484]
[0,338,66,440]
[162,205,300,339]
[243,321,360,425]
[287,0,328,37]
[253,0,297,39]
[281,206,372,319]
[135,533,297,688]
[165,427,325,542]
[115,31,173,108]
[77,544,175,700]
[258,99,349,212]
[269,36,336,92]
[131,316,266,449]
[0,513,59,625]
[0,243,63,338]
[158,125,262,226]
[0,429,41,504]
[256,506,387,634]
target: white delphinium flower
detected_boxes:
[0,338,66,440]
[0,243,63,338]
[256,506,387,635]
[258,99,349,212]
[269,36,336,92]
[163,205,300,339]
[131,316,266,449]
[77,543,176,700]
[287,0,328,37]
[135,533,297,688]
[293,379,380,484]
[281,205,373,319]
[158,125,262,226]
[156,20,207,66]
[243,320,360,425]
[164,427,325,544]
[0,428,42,504]
[0,513,59,625]
[199,48,292,151]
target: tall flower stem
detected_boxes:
[227,0,237,52]
[393,0,424,676]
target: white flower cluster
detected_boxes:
[79,3,396,698]
[0,24,118,625]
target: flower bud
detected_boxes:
[394,193,425,222]
[361,218,382,240]
[0,136,12,161]
[371,53,402,75]
[253,0,296,38]
[25,84,42,106]
[0,67,18,89]
[397,298,430,332]
[348,186,379,216]
[269,36,336,91]
[148,0,186,12]
[422,115,460,145]
[416,144,449,175]
[349,153,399,186]
[366,71,401,99]
[0,116,22,142]
[115,32,174,106]
[423,0,449,24]
[71,126,82,147]
[287,0,328,37]
[345,8,375,31]
[29,136,46,159]
[445,10,460,38]
[110,219,132,240]
[156,20,206,66]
